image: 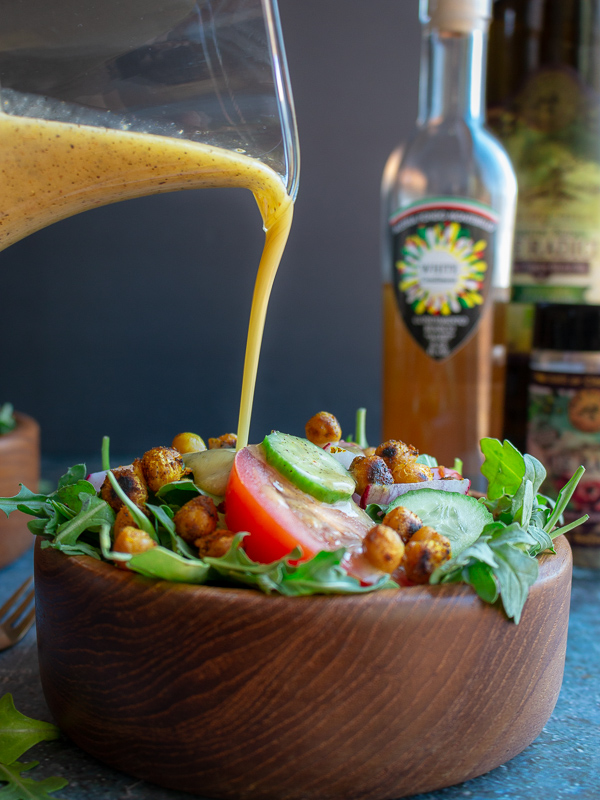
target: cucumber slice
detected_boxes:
[263,432,356,503]
[387,489,493,555]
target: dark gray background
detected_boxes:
[0,1,421,459]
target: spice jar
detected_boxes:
[527,304,600,568]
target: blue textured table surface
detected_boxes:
[1,545,599,800]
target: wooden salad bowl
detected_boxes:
[34,536,572,800]
[0,413,39,568]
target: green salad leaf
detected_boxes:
[0,403,17,436]
[0,694,67,799]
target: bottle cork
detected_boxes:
[422,0,492,33]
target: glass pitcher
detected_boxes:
[0,0,299,447]
[0,0,299,247]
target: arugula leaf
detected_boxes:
[56,464,87,490]
[0,487,50,519]
[280,550,397,596]
[53,494,114,547]
[155,479,203,508]
[0,696,60,765]
[431,522,540,622]
[480,438,525,500]
[0,760,68,799]
[55,480,96,514]
[127,546,212,583]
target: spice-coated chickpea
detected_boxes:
[100,459,148,512]
[172,432,207,454]
[392,460,434,484]
[113,504,150,538]
[305,412,342,447]
[349,455,393,496]
[174,495,219,545]
[402,527,451,584]
[113,525,156,569]
[141,446,185,493]
[195,529,236,559]
[362,524,405,573]
[374,439,419,470]
[382,505,423,543]
[208,433,237,450]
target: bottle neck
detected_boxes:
[418,25,488,124]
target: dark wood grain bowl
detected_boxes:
[34,535,572,800]
[0,413,40,568]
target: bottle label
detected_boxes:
[527,366,600,553]
[389,198,498,361]
[489,66,600,304]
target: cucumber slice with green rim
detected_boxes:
[387,489,493,556]
[263,432,356,504]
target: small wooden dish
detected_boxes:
[0,413,40,568]
[34,536,572,800]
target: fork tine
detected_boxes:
[0,576,33,619]
[5,589,35,628]
[12,607,36,641]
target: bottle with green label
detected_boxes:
[381,0,517,488]
[487,0,600,451]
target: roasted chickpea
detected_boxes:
[362,524,405,573]
[113,525,156,568]
[171,432,207,454]
[402,526,451,584]
[363,447,376,457]
[349,455,393,496]
[208,433,237,450]
[392,460,434,484]
[141,446,185,493]
[382,505,423,543]
[173,495,218,544]
[100,459,148,512]
[305,412,342,447]
[374,439,418,470]
[113,504,150,538]
[195,529,236,559]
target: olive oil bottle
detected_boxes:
[487,0,600,451]
[382,0,517,487]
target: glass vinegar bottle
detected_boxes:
[381,0,517,487]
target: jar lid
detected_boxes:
[533,304,600,352]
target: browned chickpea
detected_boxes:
[195,529,236,559]
[382,505,423,543]
[305,412,342,447]
[171,432,207,454]
[141,446,185,493]
[113,504,150,538]
[363,446,376,457]
[173,495,218,544]
[362,524,405,573]
[392,460,434,484]
[113,526,156,568]
[402,527,451,584]
[208,433,237,450]
[100,459,148,512]
[374,439,419,470]
[349,455,393,496]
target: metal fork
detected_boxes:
[0,577,35,651]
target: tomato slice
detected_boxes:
[225,445,372,563]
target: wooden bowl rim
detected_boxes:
[35,534,571,612]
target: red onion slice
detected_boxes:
[361,478,470,508]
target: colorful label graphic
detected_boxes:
[389,199,498,361]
